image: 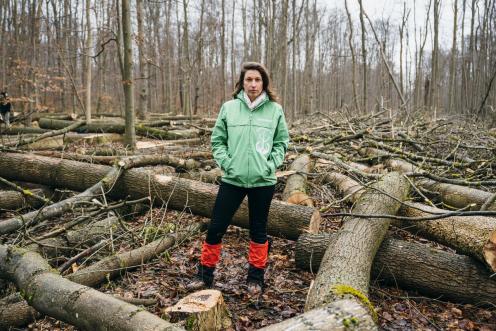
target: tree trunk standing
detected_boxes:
[241,0,248,61]
[466,0,476,111]
[449,0,459,112]
[121,0,136,149]
[358,0,367,112]
[27,0,42,128]
[220,0,226,102]
[345,0,360,112]
[280,0,289,106]
[193,0,206,116]
[291,0,297,120]
[181,0,191,118]
[295,234,496,306]
[136,0,148,120]
[427,0,440,111]
[85,0,92,123]
[399,2,409,97]
[230,1,237,92]
[305,172,409,313]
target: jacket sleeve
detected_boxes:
[211,105,231,171]
[268,110,289,172]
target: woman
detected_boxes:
[190,62,289,294]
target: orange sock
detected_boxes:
[248,240,268,269]
[200,242,222,268]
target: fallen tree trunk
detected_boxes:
[0,189,47,210]
[259,299,376,331]
[296,233,496,306]
[0,223,202,329]
[0,245,183,331]
[282,154,314,207]
[38,117,199,140]
[305,172,409,315]
[0,153,320,240]
[323,170,496,272]
[362,152,496,211]
[399,202,496,272]
[0,165,122,235]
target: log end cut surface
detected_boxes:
[484,230,496,272]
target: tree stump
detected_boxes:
[164,290,232,331]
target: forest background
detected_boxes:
[0,0,494,125]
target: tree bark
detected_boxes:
[164,289,232,331]
[385,158,496,210]
[38,118,200,140]
[296,233,496,306]
[305,172,409,314]
[121,0,136,148]
[0,165,122,235]
[323,168,496,272]
[282,154,314,206]
[399,202,496,272]
[259,299,376,331]
[0,189,48,210]
[0,245,183,331]
[0,153,320,240]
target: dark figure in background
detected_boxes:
[0,91,12,127]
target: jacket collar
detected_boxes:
[237,90,269,111]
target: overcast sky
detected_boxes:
[325,0,462,50]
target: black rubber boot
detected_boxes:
[246,264,265,294]
[186,264,215,291]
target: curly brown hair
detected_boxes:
[232,62,279,103]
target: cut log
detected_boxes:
[0,293,40,330]
[164,290,232,331]
[399,202,496,272]
[38,117,199,140]
[0,224,202,329]
[0,245,183,331]
[0,165,123,234]
[0,189,47,210]
[295,233,496,306]
[0,153,320,240]
[63,132,123,144]
[323,170,496,272]
[305,172,409,314]
[258,299,376,331]
[0,135,64,150]
[321,172,364,203]
[365,153,496,211]
[282,154,314,207]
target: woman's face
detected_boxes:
[243,69,263,101]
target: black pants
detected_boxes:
[206,181,275,245]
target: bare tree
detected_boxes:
[121,0,136,148]
[84,0,92,123]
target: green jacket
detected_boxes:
[211,91,289,188]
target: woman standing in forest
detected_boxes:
[189,62,289,295]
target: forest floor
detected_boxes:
[2,111,496,330]
[27,184,496,331]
